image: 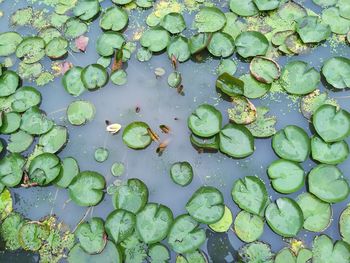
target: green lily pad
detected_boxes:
[149,243,170,263]
[168,71,182,88]
[122,122,152,149]
[96,31,125,57]
[112,0,133,4]
[311,136,349,164]
[234,211,264,243]
[73,0,100,21]
[135,0,154,8]
[170,162,193,187]
[16,37,45,64]
[64,18,88,39]
[105,209,135,244]
[0,153,25,187]
[0,70,19,97]
[7,130,34,153]
[313,0,337,7]
[111,162,125,177]
[0,112,21,134]
[308,164,349,203]
[240,74,271,99]
[222,12,243,40]
[337,0,350,19]
[238,242,274,263]
[231,176,268,216]
[100,6,128,31]
[140,28,170,52]
[216,73,244,97]
[216,59,237,76]
[19,222,49,251]
[250,57,281,84]
[253,0,281,11]
[167,36,191,62]
[176,250,208,263]
[94,147,109,163]
[10,86,41,113]
[207,32,235,58]
[194,7,226,33]
[136,47,152,62]
[160,13,186,34]
[322,7,350,34]
[0,188,13,220]
[228,95,257,125]
[322,57,350,89]
[45,37,68,58]
[272,125,310,162]
[188,104,222,138]
[246,106,277,138]
[265,197,303,237]
[235,31,269,58]
[313,104,350,143]
[18,62,42,80]
[296,16,331,43]
[312,235,350,263]
[81,64,108,90]
[190,134,220,151]
[39,27,62,44]
[340,206,350,244]
[1,212,25,250]
[38,125,67,153]
[284,34,310,54]
[219,123,254,158]
[28,153,61,185]
[208,205,233,233]
[54,157,79,188]
[119,231,147,263]
[296,192,332,232]
[278,1,307,21]
[186,186,224,224]
[280,60,320,95]
[188,33,210,54]
[75,217,106,254]
[275,248,296,263]
[112,178,148,213]
[67,100,96,126]
[62,67,86,97]
[20,106,54,135]
[68,171,105,206]
[97,56,112,67]
[268,159,305,194]
[0,32,23,56]
[168,214,206,254]
[229,0,259,17]
[297,248,313,263]
[136,203,173,244]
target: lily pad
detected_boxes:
[235,31,269,58]
[18,222,49,251]
[54,157,79,188]
[140,28,170,52]
[20,106,54,135]
[186,186,224,224]
[322,7,350,34]
[100,6,128,31]
[240,74,271,99]
[168,72,182,88]
[312,235,350,263]
[160,13,186,34]
[190,134,220,151]
[0,212,25,250]
[207,32,235,58]
[0,112,21,134]
[253,0,281,11]
[0,32,23,56]
[238,242,274,263]
[112,178,148,213]
[231,176,268,216]
[45,37,68,58]
[64,18,88,39]
[340,206,350,244]
[296,192,332,232]
[272,125,310,162]
[312,104,350,143]
[278,1,307,21]
[149,243,170,263]
[246,106,277,138]
[228,95,257,125]
[229,0,259,17]
[7,130,34,153]
[216,73,244,97]
[81,64,108,90]
[208,206,233,233]
[167,36,191,62]
[170,161,193,186]
[38,125,68,153]
[111,162,125,177]
[176,250,208,263]
[136,47,152,62]
[28,153,61,185]
[105,209,135,244]
[219,123,254,158]
[94,147,109,163]
[322,57,350,89]
[62,67,86,97]
[308,164,349,203]
[0,153,25,187]
[168,214,206,254]
[188,104,222,138]
[296,16,331,43]
[188,33,210,54]
[0,70,20,97]
[16,37,45,64]
[39,27,61,44]
[267,159,305,194]
[73,0,100,21]
[75,217,106,254]
[68,171,105,206]
[234,211,264,243]
[311,136,349,164]
[250,57,280,84]
[136,203,173,244]
[122,122,152,149]
[0,188,13,220]
[265,197,303,237]
[194,7,226,33]
[10,86,41,113]
[96,31,125,57]
[313,0,337,6]
[275,248,296,263]
[216,59,237,76]
[337,0,350,19]
[67,100,96,126]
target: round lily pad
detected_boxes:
[81,64,108,90]
[105,209,135,244]
[99,7,128,32]
[168,71,182,88]
[168,214,206,254]
[308,164,349,203]
[275,248,296,263]
[240,74,271,99]
[296,16,331,43]
[20,106,54,135]
[1,212,25,250]
[278,1,307,21]
[54,157,79,188]
[111,162,125,177]
[228,95,257,125]
[0,153,26,187]
[272,125,310,162]
[235,31,269,58]
[229,0,259,17]
[112,178,148,214]
[265,197,304,237]
[0,32,23,57]
[208,205,233,233]
[312,235,350,263]
[64,18,88,39]
[18,222,49,251]
[160,13,186,34]
[253,0,280,11]
[234,211,264,243]
[167,36,191,62]
[280,60,320,95]
[296,192,332,232]
[207,32,235,58]
[140,28,170,52]
[267,159,305,194]
[73,0,100,21]
[186,186,224,224]
[75,217,106,254]
[39,127,67,155]
[250,57,280,84]
[10,86,41,113]
[311,136,349,165]
[0,70,19,97]
[313,104,350,143]
[194,7,226,33]
[170,161,193,186]
[322,57,350,89]
[16,37,45,64]
[0,112,21,134]
[217,59,237,76]
[238,242,274,263]
[322,7,350,34]
[136,203,173,244]
[45,37,68,58]
[340,206,350,244]
[122,122,152,149]
[62,67,86,97]
[136,47,152,62]
[96,31,125,57]
[148,243,170,263]
[68,171,105,206]
[7,130,34,153]
[67,100,96,126]
[246,106,277,138]
[231,176,268,216]
[29,153,61,185]
[94,147,109,163]
[219,123,254,158]
[189,33,210,54]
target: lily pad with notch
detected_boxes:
[170,161,193,187]
[296,16,331,43]
[190,134,220,151]
[94,147,109,163]
[20,106,54,135]
[176,250,208,263]
[278,1,307,21]
[234,210,264,243]
[105,209,135,244]
[81,64,108,90]
[7,130,34,153]
[73,0,101,21]
[208,205,233,233]
[194,7,226,33]
[322,7,350,34]
[0,112,21,134]
[274,248,296,263]
[0,32,23,57]
[64,18,88,39]
[38,125,67,153]
[229,0,259,17]
[99,6,128,32]
[207,32,235,58]
[67,100,96,126]
[10,86,41,113]
[238,242,274,263]
[312,235,350,263]
[111,70,127,86]
[149,243,170,263]
[0,153,26,187]
[16,37,45,64]
[0,212,25,250]
[45,37,68,59]
[216,73,244,97]
[322,57,350,90]
[140,28,170,53]
[122,122,152,149]
[250,57,281,84]
[96,31,125,57]
[0,70,20,97]
[168,72,182,88]
[28,152,61,186]
[311,136,349,165]
[62,67,86,97]
[216,59,237,76]
[253,0,281,11]
[54,157,79,188]
[235,31,269,58]
[160,13,186,34]
[188,33,210,54]
[167,36,191,62]
[340,205,350,244]
[18,221,49,251]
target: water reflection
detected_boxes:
[207,229,238,263]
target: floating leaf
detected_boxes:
[167,36,191,62]
[322,7,350,34]
[0,32,23,57]
[312,235,350,263]
[1,212,25,250]
[55,157,79,188]
[207,32,235,58]
[10,86,41,113]
[170,162,193,187]
[67,100,96,126]
[296,16,331,43]
[229,0,259,17]
[7,130,34,153]
[62,67,86,97]
[228,95,257,125]
[38,125,68,153]
[311,136,349,165]
[160,13,186,34]
[73,0,100,21]
[234,211,264,243]
[28,153,61,186]
[235,31,269,58]
[0,70,19,97]
[105,209,136,244]
[0,153,25,187]
[81,64,108,90]
[208,206,233,233]
[122,122,152,149]
[16,37,45,63]
[246,106,277,138]
[94,147,109,163]
[216,73,244,97]
[194,7,226,33]
[240,74,271,99]
[340,206,350,245]
[21,106,54,135]
[100,7,128,31]
[0,188,12,220]
[250,57,280,84]
[140,28,170,52]
[64,18,88,39]
[322,57,350,89]
[238,242,274,263]
[96,31,125,57]
[45,37,68,58]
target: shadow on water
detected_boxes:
[206,229,238,263]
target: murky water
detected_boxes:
[0,0,350,262]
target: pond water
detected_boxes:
[0,0,350,262]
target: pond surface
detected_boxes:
[0,0,350,262]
